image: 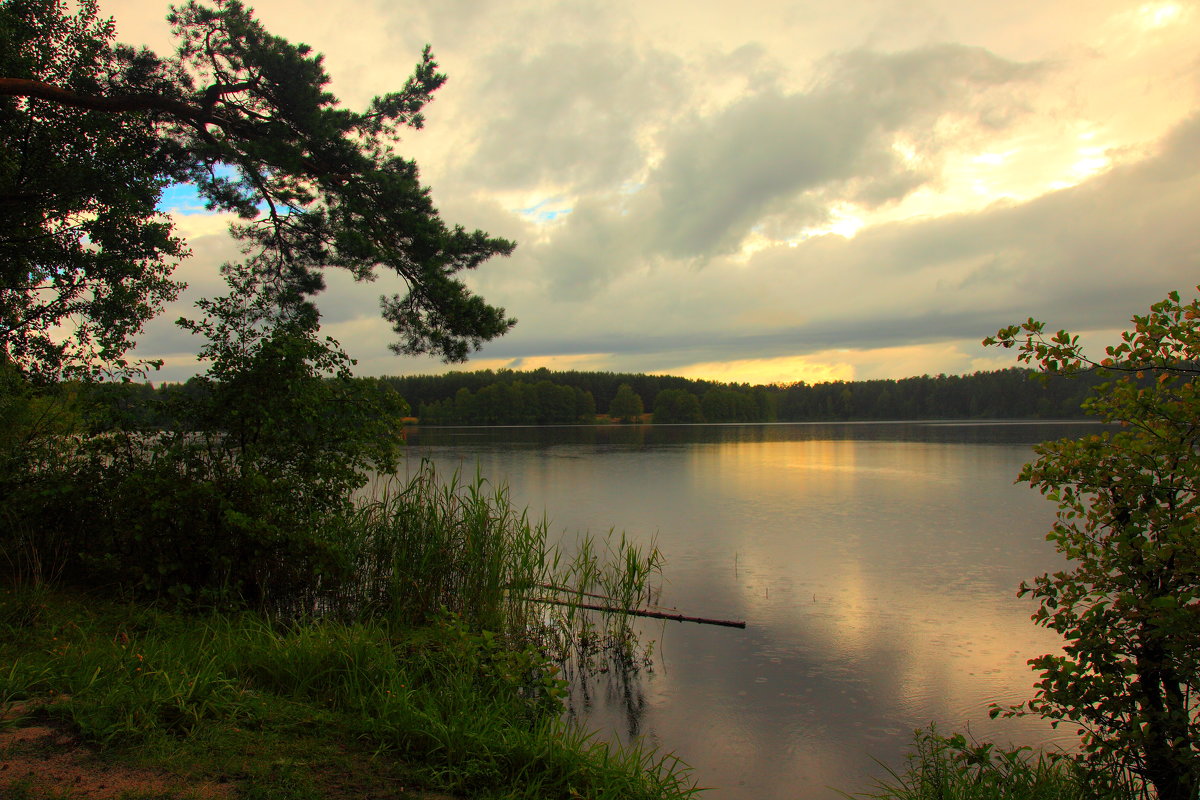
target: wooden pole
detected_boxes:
[527,596,746,629]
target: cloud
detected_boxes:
[495,42,1049,302]
[462,40,684,193]
[104,0,1200,386]
[636,44,1045,261]
[459,109,1200,378]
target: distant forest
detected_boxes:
[389,366,1102,425]
[86,366,1106,429]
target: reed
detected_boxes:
[312,460,664,654]
[850,727,1127,800]
[335,461,552,629]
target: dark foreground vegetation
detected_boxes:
[2,354,690,798]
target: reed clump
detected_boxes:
[851,727,1129,800]
[294,460,666,672]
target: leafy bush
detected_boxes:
[1,269,408,609]
[986,288,1200,800]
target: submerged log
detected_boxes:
[528,596,746,629]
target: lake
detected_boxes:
[400,421,1096,799]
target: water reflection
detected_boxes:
[567,658,651,740]
[408,419,1103,449]
[401,422,1096,798]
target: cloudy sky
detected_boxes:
[110,0,1200,385]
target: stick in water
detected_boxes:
[529,596,746,629]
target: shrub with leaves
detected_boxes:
[985,288,1200,800]
[2,267,409,609]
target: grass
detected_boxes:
[0,586,700,800]
[848,727,1130,800]
[266,460,663,647]
[1,458,693,799]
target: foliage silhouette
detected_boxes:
[2,0,514,380]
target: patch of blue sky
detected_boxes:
[157,164,246,216]
[516,196,573,223]
[157,180,271,217]
[158,182,210,215]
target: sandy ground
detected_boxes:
[0,713,234,800]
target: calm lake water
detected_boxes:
[401,421,1097,799]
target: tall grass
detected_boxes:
[0,589,700,799]
[338,462,552,628]
[316,460,664,657]
[850,727,1129,800]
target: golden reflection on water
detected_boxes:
[405,424,1085,799]
[664,436,1072,795]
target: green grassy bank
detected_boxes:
[0,586,698,800]
[2,409,693,800]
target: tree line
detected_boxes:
[375,365,1102,424]
[83,364,1101,429]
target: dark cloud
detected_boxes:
[469,110,1200,370]
[490,43,1047,302]
[462,41,683,191]
[117,3,1200,384]
[489,43,1049,302]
